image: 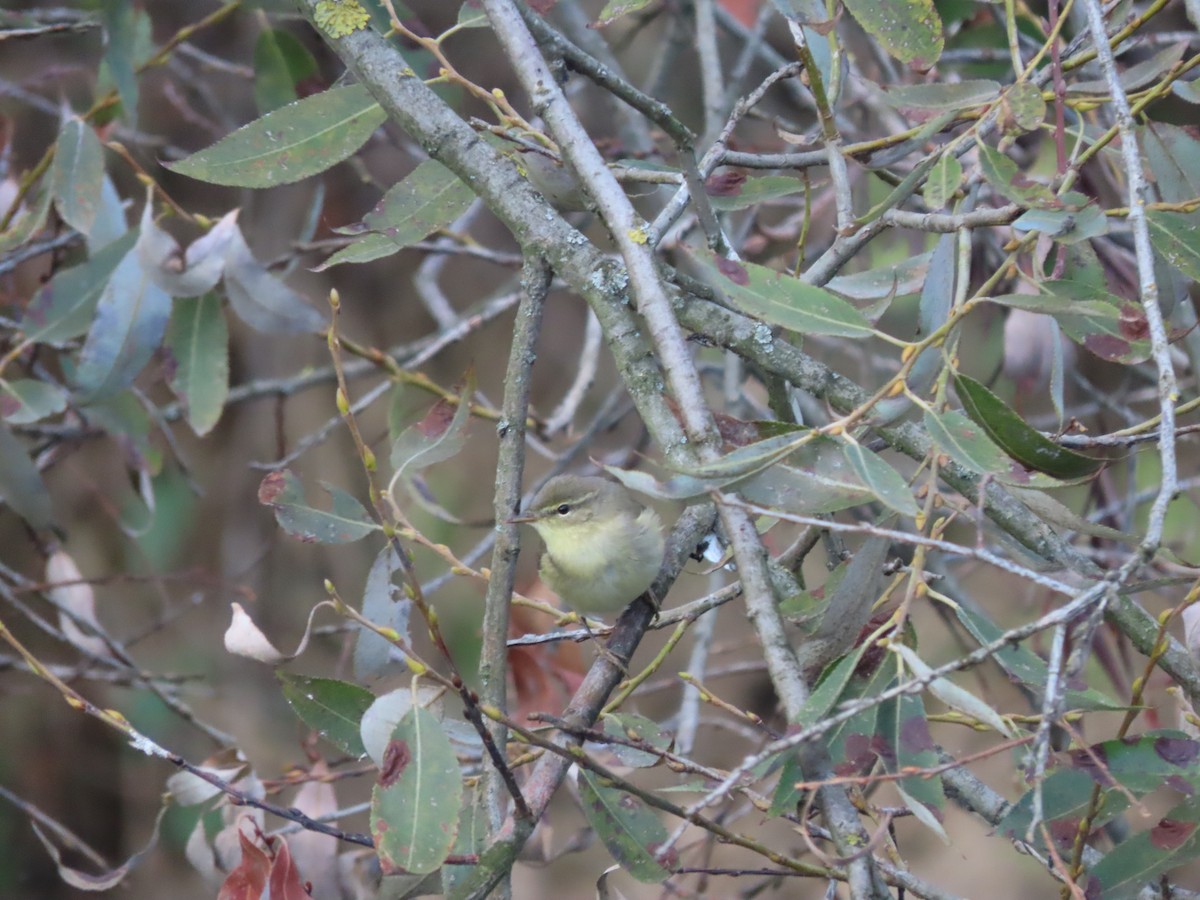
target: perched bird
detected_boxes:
[509,475,665,615]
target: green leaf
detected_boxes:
[355,546,412,682]
[442,788,487,895]
[577,768,673,882]
[0,420,54,529]
[841,0,943,64]
[371,706,463,876]
[840,439,919,516]
[878,692,947,840]
[693,425,812,476]
[164,294,229,436]
[686,248,873,338]
[167,84,387,188]
[1147,210,1200,283]
[0,379,68,425]
[953,374,1105,479]
[978,143,1057,208]
[924,408,1070,487]
[999,82,1046,134]
[313,231,400,271]
[253,28,317,114]
[363,160,476,249]
[602,712,672,768]
[101,0,139,125]
[922,154,962,209]
[257,469,379,543]
[50,117,105,234]
[21,231,138,344]
[390,371,475,477]
[74,240,172,401]
[1011,200,1109,244]
[1086,799,1200,898]
[0,185,52,255]
[278,672,375,758]
[991,280,1151,365]
[595,0,658,28]
[997,768,1123,854]
[456,1,487,28]
[885,80,999,110]
[953,600,1126,712]
[706,175,804,211]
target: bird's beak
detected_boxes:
[505,512,537,525]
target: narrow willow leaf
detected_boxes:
[0,186,52,255]
[22,230,138,344]
[363,160,476,250]
[442,788,487,896]
[826,251,932,302]
[1012,200,1104,244]
[50,116,104,234]
[164,293,229,436]
[0,420,54,529]
[101,0,139,125]
[257,469,379,543]
[391,371,475,477]
[891,643,1015,736]
[686,248,873,338]
[278,672,374,759]
[577,768,673,882]
[223,226,325,333]
[988,281,1151,365]
[978,143,1057,208]
[1086,796,1200,898]
[673,427,810,482]
[74,241,172,401]
[253,28,317,114]
[370,706,463,876]
[953,374,1105,479]
[595,0,658,27]
[168,84,386,188]
[1070,42,1187,96]
[877,692,947,838]
[924,408,1068,488]
[0,379,68,425]
[314,231,399,270]
[602,712,672,768]
[706,175,803,211]
[997,768,1122,856]
[840,440,919,516]
[841,0,943,64]
[885,80,1000,110]
[922,154,962,209]
[355,546,411,682]
[955,604,1125,714]
[138,205,238,298]
[1147,210,1200,283]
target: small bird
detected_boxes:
[509,475,665,616]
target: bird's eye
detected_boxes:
[556,504,570,515]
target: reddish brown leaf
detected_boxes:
[267,840,311,900]
[217,832,270,900]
